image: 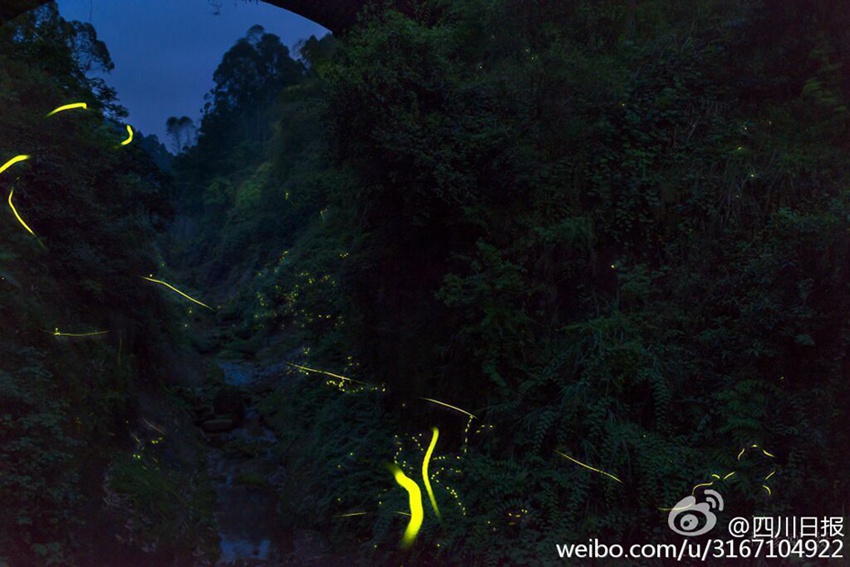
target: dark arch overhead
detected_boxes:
[0,0,425,33]
[263,0,363,32]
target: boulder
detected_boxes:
[201,418,237,433]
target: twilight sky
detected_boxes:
[56,0,329,145]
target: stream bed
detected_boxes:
[205,361,337,566]
[206,361,287,566]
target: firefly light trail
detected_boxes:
[556,451,622,484]
[45,102,87,117]
[140,276,213,310]
[121,125,134,146]
[52,328,108,337]
[422,427,441,519]
[8,189,36,237]
[685,444,777,499]
[0,155,30,176]
[387,464,424,549]
[285,361,368,384]
[419,397,477,419]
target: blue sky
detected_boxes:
[56,0,329,144]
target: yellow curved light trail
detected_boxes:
[120,125,134,146]
[140,275,213,310]
[723,471,736,480]
[556,451,622,484]
[737,447,746,461]
[691,481,714,495]
[419,397,477,419]
[764,470,775,481]
[8,189,36,236]
[285,361,368,385]
[762,485,772,496]
[52,328,108,337]
[762,449,775,458]
[46,102,87,117]
[387,464,424,549]
[0,155,30,176]
[659,503,692,512]
[422,427,441,519]
[141,417,166,435]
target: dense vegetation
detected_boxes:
[3,0,850,565]
[0,6,216,565]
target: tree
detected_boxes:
[0,3,125,118]
[201,25,304,145]
[165,115,196,154]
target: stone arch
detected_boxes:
[1,0,426,33]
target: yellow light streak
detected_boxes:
[0,155,30,176]
[764,470,775,481]
[285,361,368,385]
[120,124,134,146]
[387,464,424,549]
[723,471,736,480]
[141,417,165,435]
[659,503,693,511]
[8,189,35,236]
[762,449,775,458]
[46,102,87,117]
[419,397,477,419]
[736,447,746,460]
[52,327,107,337]
[762,485,772,496]
[422,427,441,519]
[140,275,213,310]
[556,451,622,484]
[335,512,368,518]
[691,481,714,495]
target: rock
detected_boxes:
[201,418,237,433]
[213,386,246,422]
[193,405,216,424]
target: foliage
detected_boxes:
[0,6,179,564]
[313,0,850,562]
[170,0,850,564]
[104,451,217,560]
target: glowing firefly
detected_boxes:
[52,327,108,337]
[387,464,424,549]
[285,361,368,385]
[8,189,36,237]
[141,417,166,435]
[120,125,134,146]
[140,275,213,310]
[686,445,777,501]
[556,451,622,484]
[422,427,441,519]
[45,102,87,117]
[419,397,477,419]
[0,155,30,176]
